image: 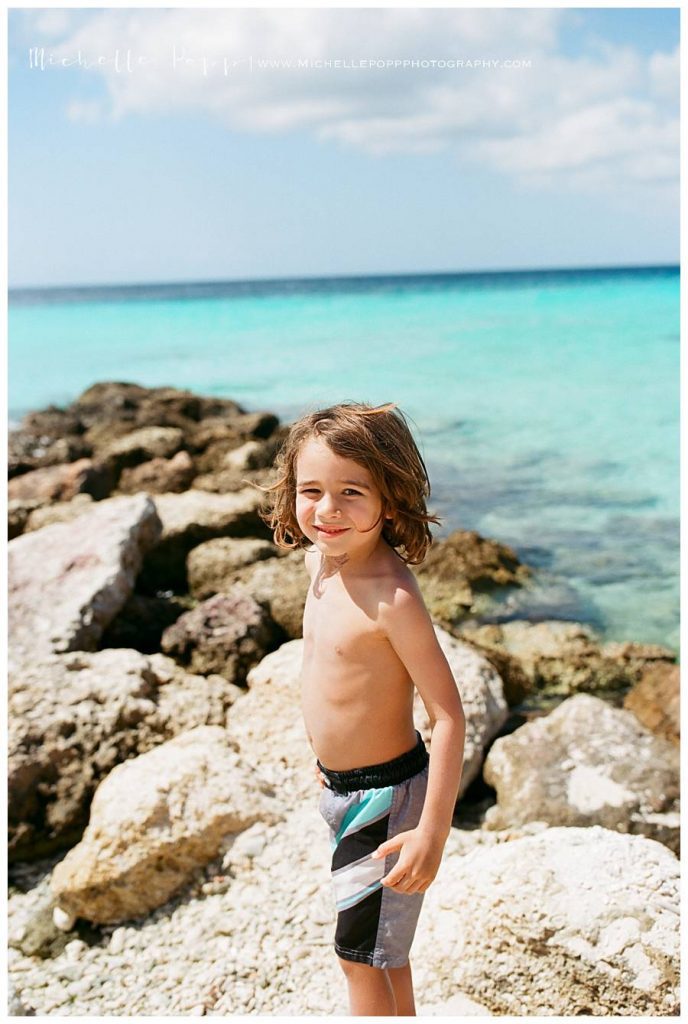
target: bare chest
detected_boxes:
[299,565,416,767]
[302,578,387,664]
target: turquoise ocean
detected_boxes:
[9,266,680,655]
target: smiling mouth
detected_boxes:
[315,526,349,535]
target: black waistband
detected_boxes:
[317,730,429,794]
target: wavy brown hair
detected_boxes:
[252,401,441,565]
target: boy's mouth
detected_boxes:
[315,526,349,537]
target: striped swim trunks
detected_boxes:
[316,730,430,969]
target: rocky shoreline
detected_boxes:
[8,383,680,1015]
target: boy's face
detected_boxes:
[295,437,389,556]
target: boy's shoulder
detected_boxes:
[363,550,423,606]
[373,561,430,637]
[377,557,422,599]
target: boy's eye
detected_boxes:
[298,488,361,496]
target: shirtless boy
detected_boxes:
[261,400,465,1016]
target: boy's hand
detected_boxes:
[371,828,444,894]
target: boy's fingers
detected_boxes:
[384,881,409,893]
[381,869,406,888]
[373,833,406,859]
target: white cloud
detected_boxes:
[648,46,680,104]
[31,10,75,38]
[66,98,104,124]
[16,8,679,196]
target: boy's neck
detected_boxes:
[320,534,394,579]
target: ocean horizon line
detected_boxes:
[8,261,679,304]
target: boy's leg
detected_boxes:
[337,956,396,1016]
[387,960,416,1016]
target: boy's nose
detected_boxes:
[319,496,341,516]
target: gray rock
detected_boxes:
[193,426,280,475]
[187,537,279,600]
[8,978,36,1015]
[50,726,282,923]
[414,627,509,800]
[9,648,246,862]
[185,409,279,453]
[483,693,679,852]
[623,660,680,744]
[222,439,268,471]
[74,383,239,436]
[139,488,269,590]
[8,876,66,960]
[99,426,184,478]
[191,465,277,495]
[421,825,679,1016]
[98,591,188,652]
[215,548,308,638]
[117,450,195,495]
[461,619,676,698]
[413,529,532,628]
[24,493,95,533]
[227,639,316,795]
[8,493,161,669]
[8,459,106,503]
[9,403,90,477]
[8,498,45,540]
[161,589,279,683]
[148,652,245,725]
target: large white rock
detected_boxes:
[483,693,679,851]
[417,825,679,1016]
[8,493,161,669]
[100,426,184,469]
[152,487,263,537]
[416,627,509,799]
[50,725,282,924]
[227,639,313,799]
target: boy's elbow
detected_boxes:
[429,704,465,731]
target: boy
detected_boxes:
[261,401,465,1016]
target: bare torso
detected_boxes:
[300,544,418,770]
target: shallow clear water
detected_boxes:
[9,266,679,654]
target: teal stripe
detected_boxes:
[336,879,383,912]
[334,786,394,848]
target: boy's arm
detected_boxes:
[303,548,325,787]
[378,574,466,841]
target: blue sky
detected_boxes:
[8,7,680,288]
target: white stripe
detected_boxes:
[336,880,382,912]
[332,848,377,878]
[332,855,385,906]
